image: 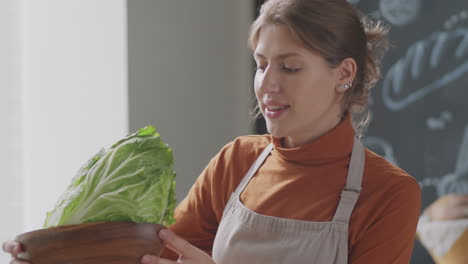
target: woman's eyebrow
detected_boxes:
[253,52,302,60]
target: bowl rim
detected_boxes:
[15,221,166,239]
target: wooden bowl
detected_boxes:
[15,222,166,264]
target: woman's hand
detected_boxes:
[141,229,215,264]
[2,241,30,264]
[426,194,468,221]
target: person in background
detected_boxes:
[3,0,422,263]
[424,194,468,221]
[418,194,468,264]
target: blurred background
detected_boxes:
[1,0,466,263]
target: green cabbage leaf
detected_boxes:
[44,126,176,227]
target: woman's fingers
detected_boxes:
[2,241,21,257]
[9,260,30,264]
[158,229,199,260]
[141,254,178,264]
[141,229,214,264]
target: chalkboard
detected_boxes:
[353,1,468,263]
[254,0,468,263]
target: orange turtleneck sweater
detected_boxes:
[165,116,421,263]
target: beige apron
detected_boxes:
[212,138,364,264]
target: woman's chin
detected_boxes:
[267,128,287,139]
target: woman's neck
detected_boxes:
[280,114,345,149]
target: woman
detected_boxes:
[3,0,421,263]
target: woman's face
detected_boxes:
[254,24,344,148]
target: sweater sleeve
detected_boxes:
[349,179,422,264]
[160,141,238,260]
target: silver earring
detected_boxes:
[343,82,352,90]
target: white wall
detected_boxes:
[127,0,254,201]
[0,2,128,262]
[20,0,128,231]
[1,0,253,261]
[0,0,22,259]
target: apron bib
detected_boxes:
[212,139,365,263]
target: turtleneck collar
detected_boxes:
[270,114,355,166]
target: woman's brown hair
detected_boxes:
[249,0,389,138]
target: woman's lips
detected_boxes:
[265,105,290,119]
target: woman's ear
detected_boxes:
[335,58,357,93]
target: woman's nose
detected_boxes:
[258,67,281,93]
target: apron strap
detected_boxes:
[232,139,364,225]
[332,138,365,224]
[232,143,274,198]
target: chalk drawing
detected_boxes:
[426,111,453,130]
[419,124,468,196]
[347,0,360,5]
[382,28,468,111]
[379,0,421,26]
[444,10,468,30]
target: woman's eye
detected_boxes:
[282,66,301,73]
[255,64,301,73]
[255,65,266,72]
